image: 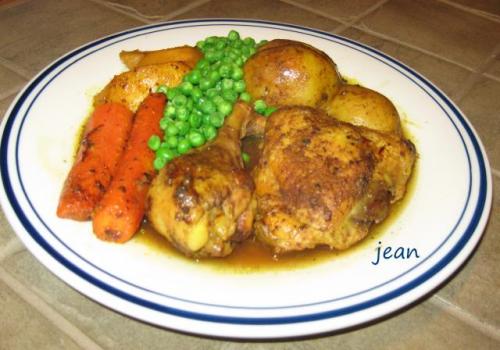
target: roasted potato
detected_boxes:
[324,84,402,135]
[119,46,202,70]
[243,39,342,108]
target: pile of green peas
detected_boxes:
[148,30,272,170]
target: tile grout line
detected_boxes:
[331,0,391,34]
[0,56,32,80]
[0,266,104,350]
[0,237,25,262]
[85,0,151,23]
[278,0,351,27]
[450,43,500,102]
[430,294,500,341]
[492,168,500,178]
[436,0,500,23]
[86,0,212,23]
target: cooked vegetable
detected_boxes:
[57,103,134,220]
[92,93,166,242]
[243,39,342,108]
[150,31,261,170]
[119,46,203,70]
[324,84,402,135]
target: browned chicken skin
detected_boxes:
[253,107,416,253]
[147,102,256,258]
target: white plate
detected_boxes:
[0,20,492,339]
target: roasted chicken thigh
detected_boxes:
[253,106,415,254]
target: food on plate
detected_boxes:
[93,93,166,242]
[243,39,342,108]
[147,102,255,257]
[57,30,417,262]
[253,107,416,253]
[148,30,261,170]
[57,102,133,220]
[324,84,402,135]
[119,45,203,70]
[93,61,192,112]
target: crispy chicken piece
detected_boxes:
[93,61,191,112]
[147,102,256,258]
[253,106,416,254]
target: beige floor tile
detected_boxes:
[0,93,17,121]
[281,0,380,22]
[485,54,500,80]
[2,249,499,348]
[0,0,142,77]
[103,0,206,19]
[0,65,26,99]
[456,77,500,170]
[358,0,500,69]
[1,251,234,349]
[0,278,81,349]
[174,0,342,32]
[435,175,500,328]
[340,28,471,98]
[448,0,500,16]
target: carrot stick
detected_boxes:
[92,93,166,242]
[57,103,133,220]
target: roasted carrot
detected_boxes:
[57,103,133,220]
[92,93,166,242]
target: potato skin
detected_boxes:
[324,84,402,135]
[243,39,342,108]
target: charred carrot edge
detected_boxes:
[57,103,133,221]
[92,93,166,242]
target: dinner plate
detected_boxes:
[0,19,492,339]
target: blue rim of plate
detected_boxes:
[0,19,491,326]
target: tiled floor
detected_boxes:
[0,0,499,348]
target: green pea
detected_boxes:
[242,152,250,164]
[180,81,194,95]
[147,134,161,151]
[159,117,170,130]
[191,87,203,100]
[239,92,251,103]
[221,78,234,91]
[199,79,213,91]
[186,70,201,85]
[175,120,190,136]
[165,104,176,118]
[167,87,180,100]
[196,40,205,50]
[153,157,167,170]
[156,85,168,95]
[228,30,240,41]
[202,125,218,141]
[177,138,192,154]
[206,36,217,44]
[212,95,225,106]
[263,106,277,117]
[176,106,189,121]
[217,100,232,116]
[188,130,206,147]
[231,67,244,80]
[218,64,232,78]
[166,136,178,149]
[200,100,216,114]
[206,88,219,99]
[222,90,238,103]
[243,37,256,47]
[234,80,246,93]
[208,69,221,83]
[189,113,202,128]
[173,94,187,107]
[196,58,209,70]
[254,99,267,114]
[201,113,211,125]
[166,124,179,136]
[210,111,225,128]
[157,147,176,162]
